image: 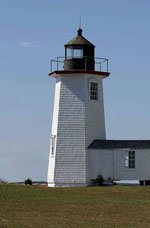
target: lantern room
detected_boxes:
[64,28,95,71]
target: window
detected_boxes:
[51,135,56,156]
[125,151,135,169]
[66,48,72,58]
[90,82,98,100]
[73,49,83,58]
[66,48,83,59]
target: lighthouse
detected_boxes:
[47,28,110,187]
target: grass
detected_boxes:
[1,184,150,227]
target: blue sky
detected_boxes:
[1,0,150,182]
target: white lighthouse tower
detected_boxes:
[47,28,110,187]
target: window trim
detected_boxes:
[124,150,135,169]
[72,48,83,58]
[66,47,83,59]
[89,80,98,101]
[50,135,56,157]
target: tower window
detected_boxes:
[66,48,83,59]
[90,82,98,100]
[66,48,72,58]
[73,49,83,58]
[125,151,135,169]
[51,135,56,156]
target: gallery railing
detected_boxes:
[50,56,109,73]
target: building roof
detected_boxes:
[65,28,95,47]
[88,139,150,149]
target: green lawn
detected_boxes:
[1,184,150,227]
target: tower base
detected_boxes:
[48,182,88,188]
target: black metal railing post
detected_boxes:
[50,60,52,72]
[57,57,58,70]
[85,57,87,70]
[107,59,109,73]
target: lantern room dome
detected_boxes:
[65,29,95,47]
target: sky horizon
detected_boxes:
[1,0,150,182]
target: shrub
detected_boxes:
[96,174,104,186]
[24,178,32,185]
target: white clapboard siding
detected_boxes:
[88,149,150,182]
[48,73,106,187]
[54,75,86,186]
[47,78,61,185]
[85,77,106,147]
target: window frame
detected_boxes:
[89,81,98,101]
[50,135,56,157]
[72,48,83,58]
[124,150,135,169]
[66,47,83,59]
[66,48,72,58]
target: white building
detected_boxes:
[47,28,150,187]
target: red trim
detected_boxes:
[48,70,110,77]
